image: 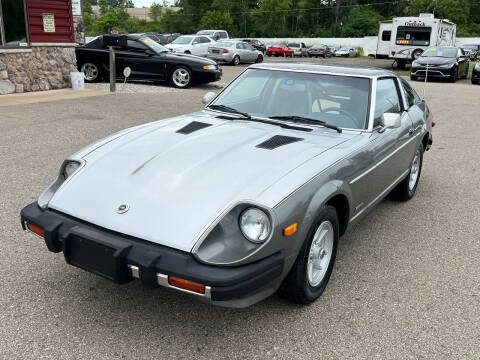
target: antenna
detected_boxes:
[422,60,429,101]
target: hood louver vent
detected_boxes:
[256,135,304,150]
[176,121,212,135]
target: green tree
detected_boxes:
[341,6,384,37]
[94,11,121,33]
[251,0,292,37]
[149,2,163,22]
[199,10,236,34]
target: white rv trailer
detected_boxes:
[376,20,393,59]
[388,13,456,68]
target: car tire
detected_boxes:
[184,51,191,54]
[170,66,193,88]
[392,143,424,201]
[397,60,407,70]
[412,49,423,60]
[450,67,458,82]
[281,205,339,305]
[232,55,240,66]
[80,62,101,82]
[410,74,418,81]
[256,54,264,63]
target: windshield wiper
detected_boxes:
[208,104,251,119]
[269,116,342,133]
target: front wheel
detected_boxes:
[232,55,240,66]
[170,66,193,88]
[410,74,418,81]
[392,143,424,201]
[450,67,458,82]
[80,62,101,82]
[256,54,264,63]
[281,206,338,305]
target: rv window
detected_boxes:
[381,31,391,41]
[396,26,432,46]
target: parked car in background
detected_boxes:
[335,47,358,57]
[472,62,480,84]
[165,35,216,56]
[460,44,479,60]
[76,35,221,88]
[240,39,266,53]
[21,62,433,308]
[307,44,332,58]
[132,32,181,45]
[287,42,308,57]
[196,30,229,41]
[266,44,294,57]
[410,46,469,82]
[207,40,263,65]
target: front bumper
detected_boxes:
[20,202,284,306]
[411,66,453,78]
[472,70,480,83]
[193,68,222,83]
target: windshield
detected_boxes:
[396,26,432,46]
[208,69,370,130]
[139,37,168,54]
[421,47,456,58]
[271,44,283,47]
[339,47,349,51]
[462,45,476,49]
[172,36,193,45]
[197,30,215,35]
[215,41,233,48]
[287,43,300,47]
[313,44,325,48]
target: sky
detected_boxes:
[133,0,174,7]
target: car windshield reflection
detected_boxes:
[208,68,370,130]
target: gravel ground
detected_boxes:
[0,63,479,360]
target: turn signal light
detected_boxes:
[283,223,298,237]
[432,122,436,127]
[222,49,229,53]
[26,222,44,238]
[168,276,205,294]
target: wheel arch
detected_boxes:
[422,131,430,151]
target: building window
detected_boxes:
[0,0,28,47]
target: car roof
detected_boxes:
[249,62,396,78]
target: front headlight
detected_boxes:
[239,208,272,243]
[475,63,480,70]
[38,159,83,209]
[203,65,216,70]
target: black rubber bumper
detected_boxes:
[194,69,222,83]
[20,202,284,301]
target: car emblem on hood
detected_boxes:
[117,204,129,214]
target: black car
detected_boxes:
[410,46,469,83]
[240,39,266,53]
[129,33,180,45]
[76,35,222,88]
[307,44,333,58]
[472,62,480,84]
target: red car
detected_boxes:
[266,44,294,57]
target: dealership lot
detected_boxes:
[0,63,479,359]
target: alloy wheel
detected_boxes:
[81,63,98,81]
[307,220,334,287]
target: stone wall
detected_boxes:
[0,46,78,94]
[73,16,85,44]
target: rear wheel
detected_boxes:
[281,206,338,305]
[450,67,458,82]
[232,55,240,66]
[410,74,418,81]
[184,50,191,54]
[412,49,423,60]
[170,66,193,88]
[256,54,264,63]
[80,62,101,82]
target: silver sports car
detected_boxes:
[21,63,433,308]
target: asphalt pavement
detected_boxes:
[0,63,479,359]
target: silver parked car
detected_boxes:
[21,63,433,308]
[287,42,308,57]
[207,40,263,65]
[335,47,358,57]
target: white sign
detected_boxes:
[72,0,82,16]
[42,13,55,33]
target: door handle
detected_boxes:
[408,128,414,135]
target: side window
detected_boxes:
[374,78,401,126]
[382,30,391,41]
[236,43,244,49]
[401,79,420,108]
[200,37,210,44]
[127,40,148,52]
[219,32,228,39]
[193,37,202,44]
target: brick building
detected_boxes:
[0,0,84,95]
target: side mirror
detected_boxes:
[202,91,216,105]
[379,113,401,132]
[192,41,199,45]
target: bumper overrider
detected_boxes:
[20,202,284,305]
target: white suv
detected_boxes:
[196,30,229,41]
[165,35,215,56]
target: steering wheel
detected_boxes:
[321,107,359,126]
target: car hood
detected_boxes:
[165,51,216,65]
[166,44,188,51]
[49,112,355,252]
[415,57,456,66]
